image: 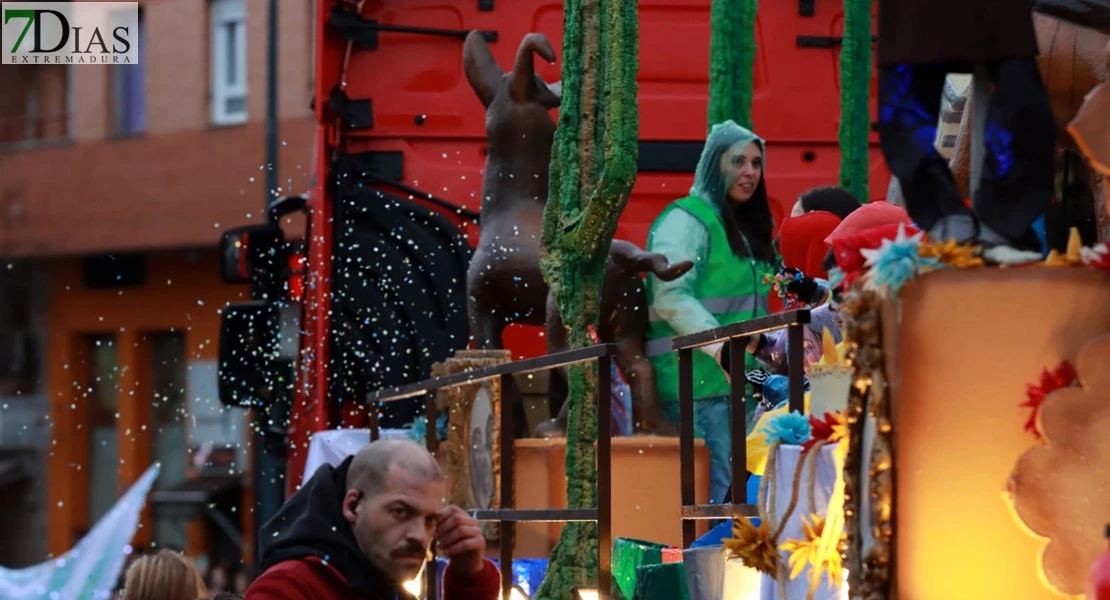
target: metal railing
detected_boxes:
[367,344,616,600]
[671,309,810,547]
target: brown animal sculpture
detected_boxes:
[935,7,1110,239]
[463,31,690,436]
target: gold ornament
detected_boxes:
[918,238,984,269]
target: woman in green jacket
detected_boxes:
[644,120,778,504]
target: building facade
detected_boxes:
[0,0,317,570]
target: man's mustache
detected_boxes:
[392,542,428,559]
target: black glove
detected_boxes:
[717,335,756,376]
[782,267,821,306]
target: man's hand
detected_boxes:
[436,505,486,576]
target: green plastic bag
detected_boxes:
[635,562,691,600]
[611,537,670,600]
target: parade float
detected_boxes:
[210,0,1110,598]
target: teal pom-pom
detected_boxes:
[760,411,812,446]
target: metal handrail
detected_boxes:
[671,309,811,547]
[368,343,617,600]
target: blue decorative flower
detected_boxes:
[760,411,812,446]
[859,224,942,297]
[406,413,449,443]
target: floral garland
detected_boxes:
[1020,361,1079,441]
[839,226,1110,300]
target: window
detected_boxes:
[111,11,145,136]
[210,0,247,125]
[86,335,119,527]
[0,65,68,147]
[149,332,187,551]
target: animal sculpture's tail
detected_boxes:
[609,239,694,282]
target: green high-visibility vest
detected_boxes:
[645,195,777,404]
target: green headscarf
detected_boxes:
[690,119,766,212]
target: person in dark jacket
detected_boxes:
[245,439,500,600]
[877,0,1056,260]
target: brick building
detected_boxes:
[0,0,317,570]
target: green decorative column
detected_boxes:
[533,0,639,597]
[838,0,873,202]
[707,0,758,131]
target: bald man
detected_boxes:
[247,440,500,600]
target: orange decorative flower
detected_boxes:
[724,516,780,575]
[918,238,984,269]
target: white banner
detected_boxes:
[0,463,160,600]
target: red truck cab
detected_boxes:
[216,0,890,498]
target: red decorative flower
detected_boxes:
[802,412,846,452]
[1020,361,1078,440]
[831,223,922,288]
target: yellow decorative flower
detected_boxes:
[1044,227,1082,267]
[918,238,984,269]
[780,515,846,598]
[723,516,780,575]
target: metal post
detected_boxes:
[264,0,279,222]
[499,374,514,600]
[424,392,438,600]
[369,403,380,441]
[728,337,747,505]
[251,0,281,554]
[678,348,696,547]
[787,324,806,414]
[596,356,612,597]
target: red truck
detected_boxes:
[216,0,890,502]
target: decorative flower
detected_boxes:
[760,411,812,446]
[918,238,984,269]
[830,223,923,289]
[860,225,943,298]
[780,514,845,595]
[1043,227,1083,267]
[802,412,848,452]
[1081,242,1110,269]
[1020,360,1078,440]
[1007,334,1110,596]
[724,517,780,575]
